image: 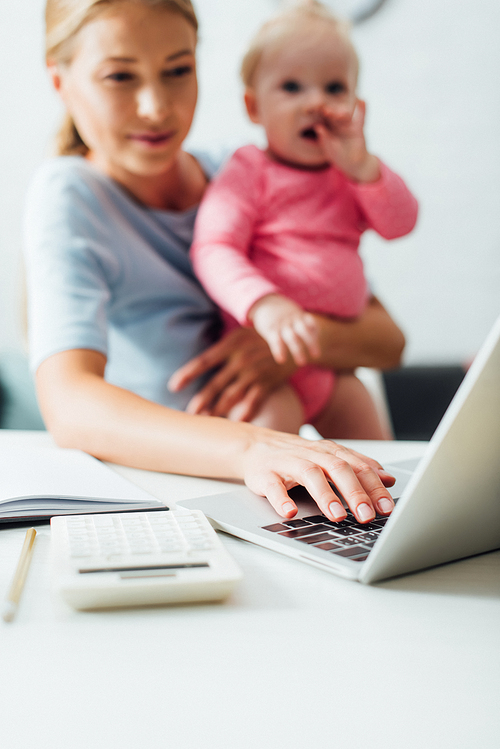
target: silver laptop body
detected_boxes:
[178,315,500,583]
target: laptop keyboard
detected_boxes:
[261,508,393,562]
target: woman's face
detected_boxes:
[50,2,198,182]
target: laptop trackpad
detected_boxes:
[384,457,421,497]
[385,457,422,473]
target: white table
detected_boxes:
[1,431,499,749]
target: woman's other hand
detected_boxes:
[168,327,296,421]
[169,297,404,422]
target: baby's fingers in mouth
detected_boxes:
[300,126,319,141]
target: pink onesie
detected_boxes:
[192,145,418,420]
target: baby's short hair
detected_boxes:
[241,1,356,87]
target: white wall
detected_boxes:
[1,0,499,365]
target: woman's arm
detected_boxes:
[37,348,395,524]
[313,296,405,371]
[170,296,405,419]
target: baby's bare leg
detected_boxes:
[228,384,304,434]
[312,373,392,440]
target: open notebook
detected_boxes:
[0,446,166,523]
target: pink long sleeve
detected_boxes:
[192,146,418,325]
[348,160,418,239]
[191,150,280,325]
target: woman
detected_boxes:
[25,0,403,524]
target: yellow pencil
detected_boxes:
[2,528,37,622]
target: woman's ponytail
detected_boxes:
[54,113,88,157]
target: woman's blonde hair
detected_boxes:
[241,1,356,88]
[45,0,198,156]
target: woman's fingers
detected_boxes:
[376,469,396,488]
[185,354,258,415]
[168,341,226,393]
[354,464,395,515]
[336,445,396,496]
[170,328,263,393]
[185,366,236,414]
[321,447,394,519]
[226,384,266,423]
[237,384,275,422]
[260,475,299,518]
[245,439,395,523]
[180,327,298,417]
[251,461,350,522]
[339,447,396,487]
[211,376,260,417]
[294,463,348,521]
[311,455,376,522]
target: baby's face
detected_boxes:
[245,22,358,168]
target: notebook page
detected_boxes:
[0,447,162,509]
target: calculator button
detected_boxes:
[189,541,213,551]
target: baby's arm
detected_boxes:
[191,149,279,326]
[192,148,321,365]
[248,293,320,366]
[315,99,418,236]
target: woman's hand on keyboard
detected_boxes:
[241,431,395,524]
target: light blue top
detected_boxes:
[23,154,221,410]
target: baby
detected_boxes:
[191,1,418,437]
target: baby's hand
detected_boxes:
[248,294,321,366]
[315,99,381,183]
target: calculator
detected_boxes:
[50,509,243,610]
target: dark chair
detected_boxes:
[382,366,466,441]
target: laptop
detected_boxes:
[178,315,500,583]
